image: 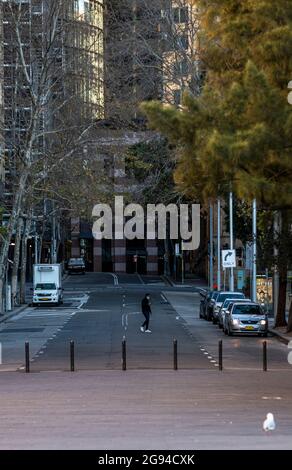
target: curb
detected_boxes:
[0,304,29,324]
[268,328,292,345]
[162,275,175,287]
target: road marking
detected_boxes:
[137,274,145,285]
[262,396,282,400]
[109,273,119,286]
[77,294,89,309]
[160,294,168,304]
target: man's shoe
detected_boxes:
[140,327,145,332]
[145,329,152,333]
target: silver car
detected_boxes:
[218,298,251,330]
[211,291,245,324]
[224,302,268,337]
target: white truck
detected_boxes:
[32,264,63,306]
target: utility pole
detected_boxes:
[229,192,234,291]
[181,241,184,285]
[252,199,257,302]
[273,212,280,321]
[209,204,214,290]
[217,199,221,291]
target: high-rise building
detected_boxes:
[1,0,105,266]
[0,2,3,198]
[66,1,200,275]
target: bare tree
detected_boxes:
[0,0,106,312]
[104,0,201,127]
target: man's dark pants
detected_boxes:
[142,312,150,330]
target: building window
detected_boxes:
[177,34,188,50]
[173,7,188,24]
[173,89,181,106]
[174,59,189,76]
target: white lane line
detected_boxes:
[137,274,145,285]
[109,273,119,286]
[160,293,168,303]
[77,294,89,309]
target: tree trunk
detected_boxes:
[0,171,29,313]
[275,264,288,327]
[20,217,32,305]
[274,210,289,328]
[0,278,4,315]
[11,218,24,308]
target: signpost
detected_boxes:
[222,250,236,290]
[222,249,236,269]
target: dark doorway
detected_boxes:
[126,239,147,274]
[102,239,113,272]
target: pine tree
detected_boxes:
[142,0,292,329]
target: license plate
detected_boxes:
[245,326,254,330]
[40,298,49,301]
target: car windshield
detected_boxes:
[222,299,234,308]
[233,304,263,315]
[69,259,84,265]
[35,283,56,290]
[217,292,244,303]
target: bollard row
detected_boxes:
[22,339,269,372]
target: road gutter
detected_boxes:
[0,304,29,325]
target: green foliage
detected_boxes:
[125,139,177,205]
[142,0,292,210]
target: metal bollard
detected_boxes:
[173,339,178,370]
[25,342,30,373]
[70,340,75,372]
[219,340,223,371]
[263,341,267,371]
[122,337,127,371]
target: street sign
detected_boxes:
[222,249,236,268]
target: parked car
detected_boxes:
[211,291,245,324]
[224,302,268,337]
[205,291,219,321]
[67,258,86,274]
[218,298,251,330]
[199,290,211,319]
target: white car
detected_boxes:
[211,291,245,324]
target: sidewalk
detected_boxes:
[269,326,292,345]
[164,275,208,289]
[0,304,28,324]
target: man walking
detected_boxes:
[140,293,152,333]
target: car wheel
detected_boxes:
[262,332,268,338]
[228,326,233,336]
[212,317,217,325]
[218,323,223,329]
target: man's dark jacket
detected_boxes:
[142,297,152,315]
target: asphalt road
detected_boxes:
[0,273,290,373]
[0,273,292,449]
